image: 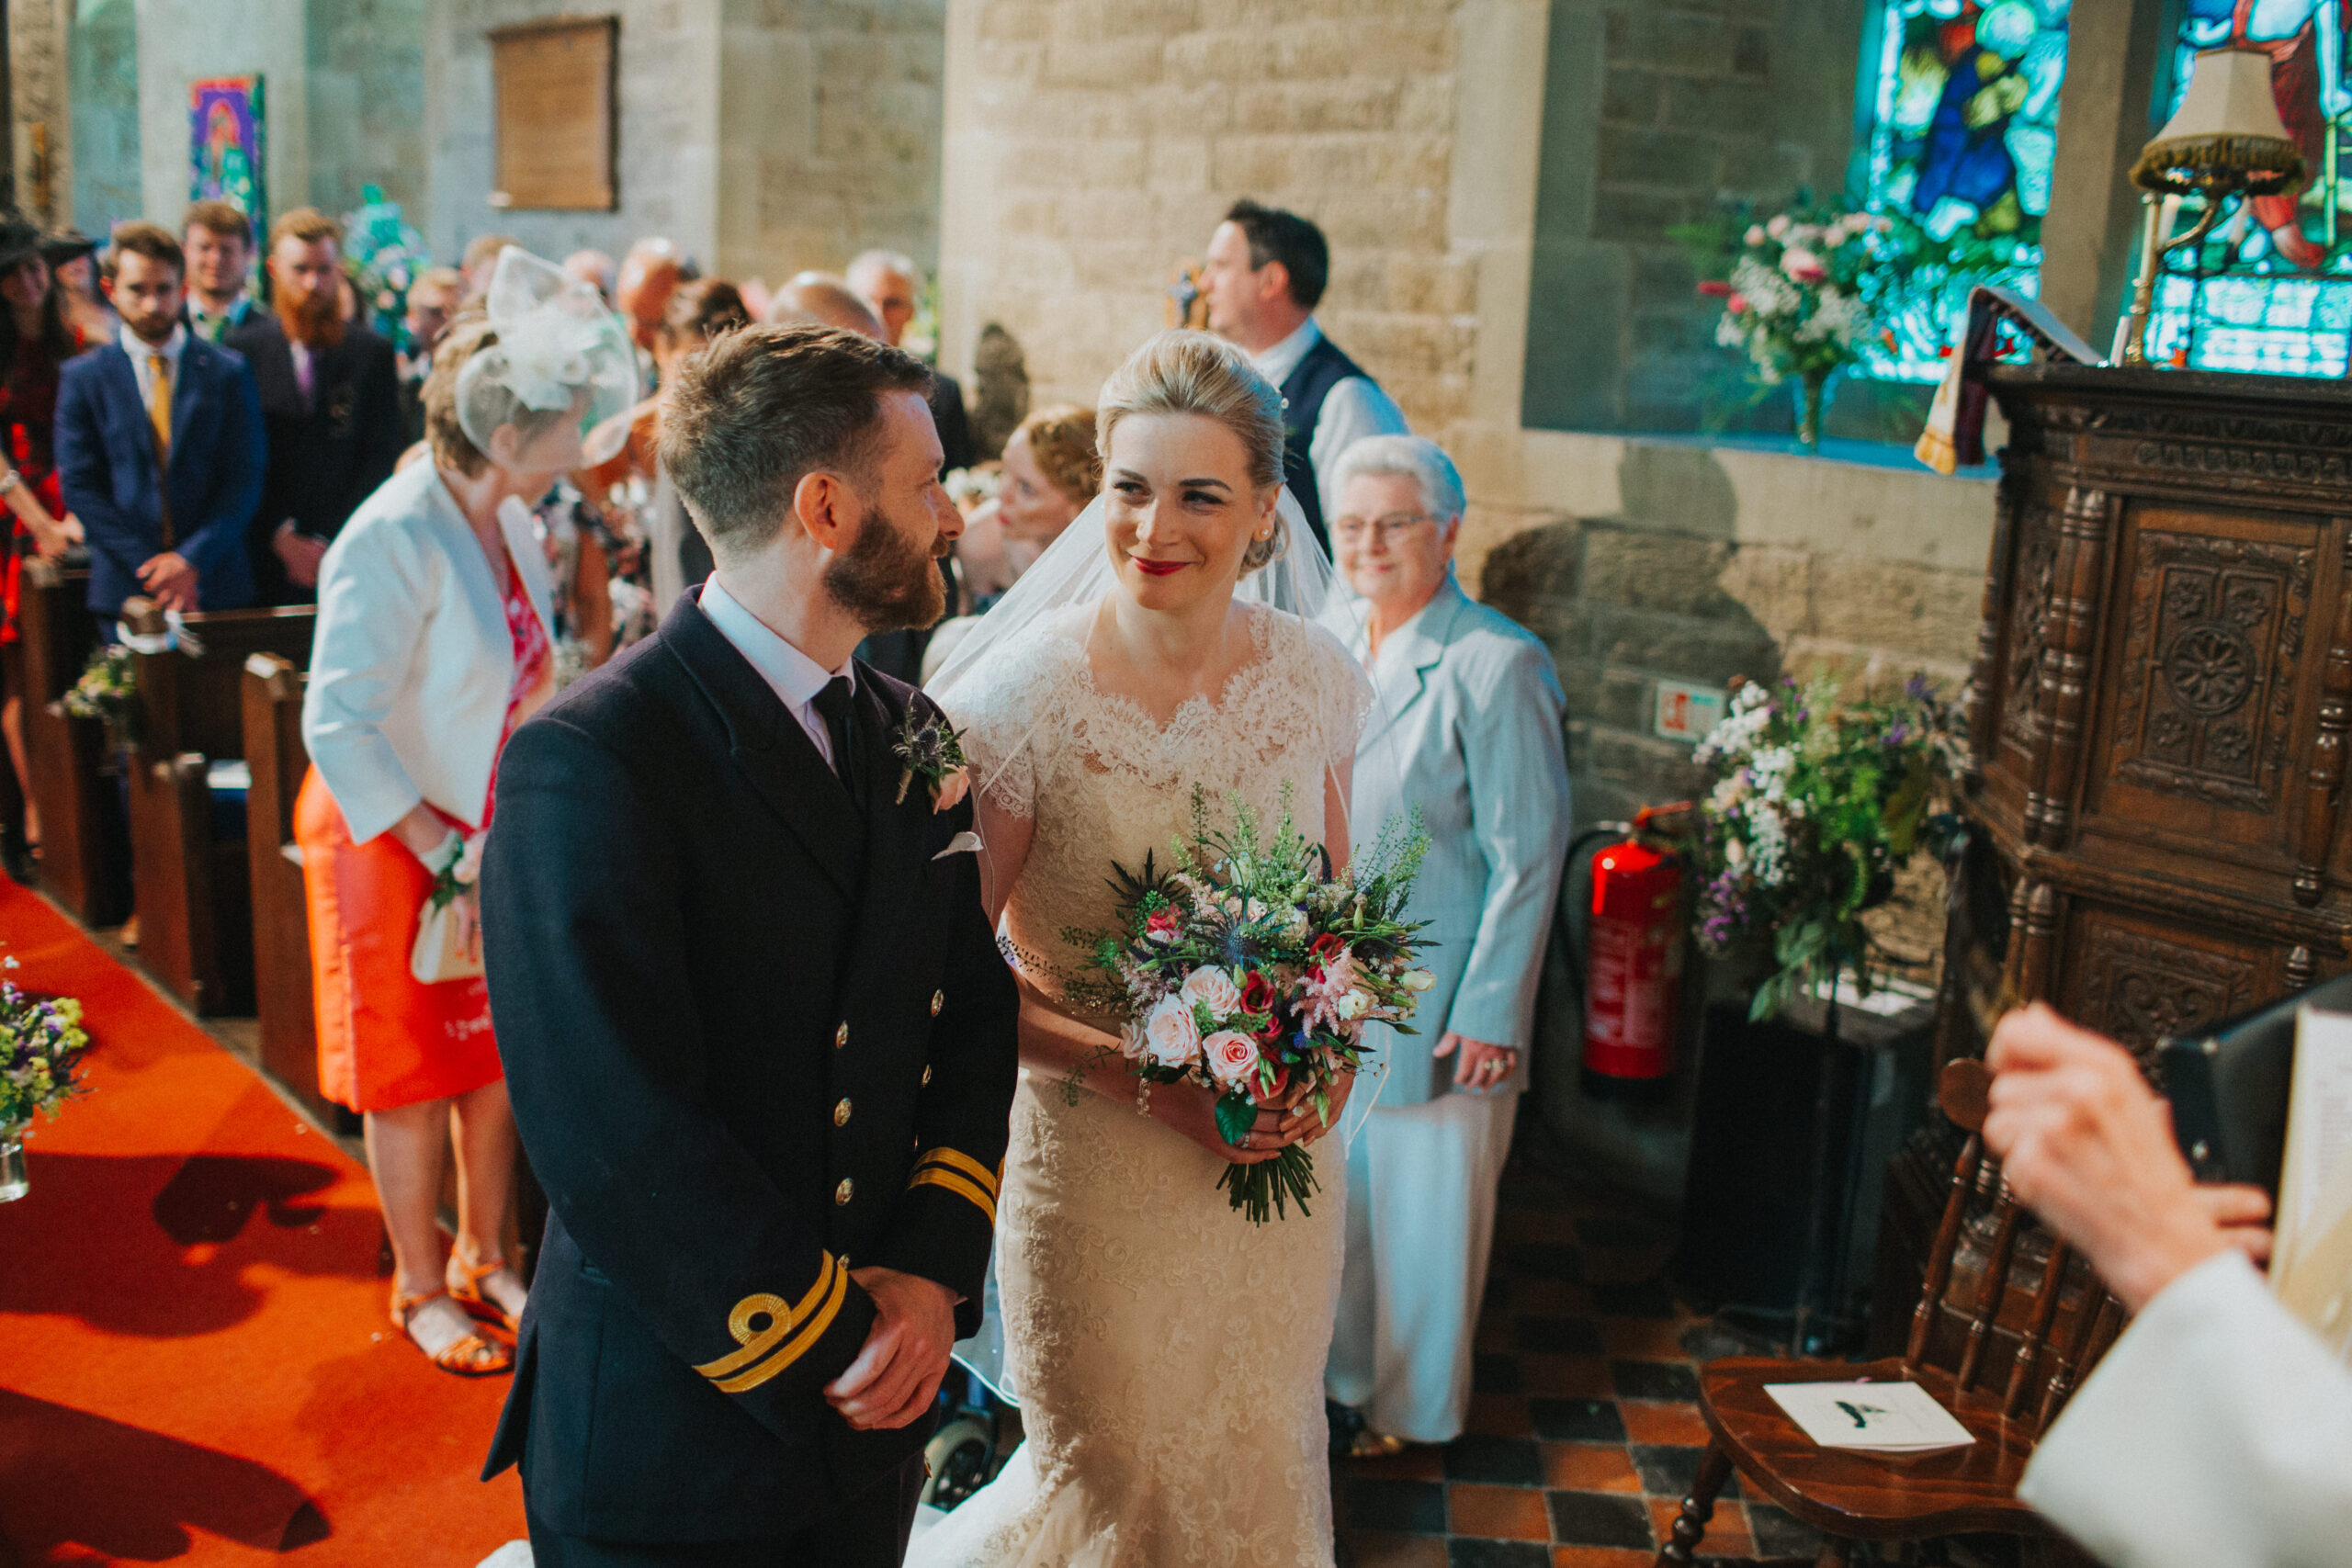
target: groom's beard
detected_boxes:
[823,509,949,632]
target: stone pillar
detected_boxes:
[2038,0,2177,351]
[9,0,71,224]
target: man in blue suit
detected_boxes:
[56,221,265,619]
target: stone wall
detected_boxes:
[10,0,70,224]
[937,0,1493,438]
[427,0,944,285]
[133,0,313,229]
[307,0,429,219]
[720,0,945,281]
[1520,0,1889,439]
[68,0,140,236]
[1476,432,1992,831]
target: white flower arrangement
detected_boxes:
[1697,204,1892,394]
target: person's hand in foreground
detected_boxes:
[1984,1003,2273,1313]
[824,1266,956,1430]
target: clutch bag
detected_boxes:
[410,892,484,985]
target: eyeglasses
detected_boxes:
[1331,513,1434,545]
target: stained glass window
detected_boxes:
[2143,2,2352,375]
[1850,0,2072,381]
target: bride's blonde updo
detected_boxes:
[1095,330,1289,573]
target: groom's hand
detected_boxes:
[825,1266,957,1429]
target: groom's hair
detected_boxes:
[659,321,934,560]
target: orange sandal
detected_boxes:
[447,1254,524,1344]
[390,1287,514,1377]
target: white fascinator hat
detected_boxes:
[455,245,640,473]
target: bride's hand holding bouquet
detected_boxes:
[1063,786,1431,1223]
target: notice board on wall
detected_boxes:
[488,15,617,211]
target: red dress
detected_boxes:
[297,546,552,1112]
[0,327,80,645]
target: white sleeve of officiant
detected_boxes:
[2018,1251,2352,1568]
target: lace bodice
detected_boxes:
[913,601,1373,1568]
[948,602,1373,987]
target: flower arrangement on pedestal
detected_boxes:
[1,980,93,1201]
[1679,202,1894,449]
[1690,676,1965,1021]
[343,185,434,354]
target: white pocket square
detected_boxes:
[933,831,984,861]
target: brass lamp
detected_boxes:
[2119,47,2304,367]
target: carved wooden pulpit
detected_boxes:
[1952,363,2352,1055]
[1871,363,2352,1360]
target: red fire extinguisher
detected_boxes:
[1572,807,1689,1088]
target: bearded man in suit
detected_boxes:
[481,321,1020,1565]
[227,208,403,604]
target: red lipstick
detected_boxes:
[1131,558,1189,576]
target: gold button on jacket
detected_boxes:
[930,990,944,1017]
[921,1066,933,1087]
[834,1178,853,1205]
[832,1098,853,1126]
[833,1021,849,1048]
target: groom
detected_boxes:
[481,323,1020,1564]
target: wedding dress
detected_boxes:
[912,599,1373,1568]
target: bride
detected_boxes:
[914,332,1379,1567]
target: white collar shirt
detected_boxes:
[698,577,854,770]
[1250,316,1325,389]
[125,322,189,409]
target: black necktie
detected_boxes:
[811,675,859,799]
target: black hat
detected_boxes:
[40,228,96,267]
[0,212,94,274]
[0,213,42,274]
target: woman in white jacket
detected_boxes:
[298,252,632,1376]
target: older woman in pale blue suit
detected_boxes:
[1324,435,1572,1450]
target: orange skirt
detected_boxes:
[294,767,502,1112]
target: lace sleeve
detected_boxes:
[939,624,1079,821]
[1294,615,1375,773]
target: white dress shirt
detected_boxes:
[1250,318,1409,516]
[124,321,188,412]
[2019,1251,2352,1568]
[698,577,854,770]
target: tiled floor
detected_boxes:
[1329,1156,1828,1568]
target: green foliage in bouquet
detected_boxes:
[1691,675,1965,1021]
[1,982,92,1129]
[1062,785,1433,1224]
[62,645,139,748]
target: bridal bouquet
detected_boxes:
[1063,788,1433,1224]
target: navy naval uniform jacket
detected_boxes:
[481,590,1019,1542]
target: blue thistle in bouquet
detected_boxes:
[1060,785,1434,1224]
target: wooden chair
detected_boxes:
[1657,1060,2125,1567]
[17,558,127,925]
[119,598,314,1016]
[240,652,334,1124]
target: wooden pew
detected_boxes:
[240,651,334,1125]
[17,558,127,926]
[120,598,314,1016]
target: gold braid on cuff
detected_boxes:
[695,1253,851,1393]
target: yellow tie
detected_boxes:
[147,354,173,465]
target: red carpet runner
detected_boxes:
[0,880,526,1564]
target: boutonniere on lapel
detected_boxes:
[892,706,973,811]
